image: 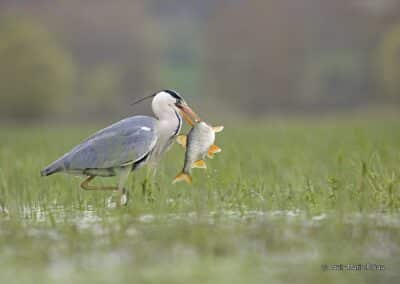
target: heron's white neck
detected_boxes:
[154,108,181,136]
[150,93,183,162]
[151,108,182,164]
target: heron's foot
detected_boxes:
[81,176,117,191]
[120,187,129,206]
[106,187,129,208]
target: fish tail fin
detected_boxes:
[172,172,192,184]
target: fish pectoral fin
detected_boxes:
[172,172,192,184]
[207,152,215,159]
[213,126,224,133]
[192,159,207,169]
[209,145,222,154]
[176,135,187,148]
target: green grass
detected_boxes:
[0,117,399,283]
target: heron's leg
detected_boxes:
[142,165,157,199]
[116,167,131,206]
[80,176,117,191]
[147,166,157,184]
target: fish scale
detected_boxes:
[173,122,223,184]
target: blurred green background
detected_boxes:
[1,0,400,123]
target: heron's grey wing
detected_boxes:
[43,116,157,174]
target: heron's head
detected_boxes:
[152,90,200,125]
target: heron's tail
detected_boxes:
[40,164,62,176]
[172,172,192,184]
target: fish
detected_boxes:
[173,122,223,184]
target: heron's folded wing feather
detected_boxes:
[53,116,157,171]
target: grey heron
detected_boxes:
[40,90,199,202]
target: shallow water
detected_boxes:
[17,205,400,228]
[1,206,398,281]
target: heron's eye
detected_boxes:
[175,99,183,107]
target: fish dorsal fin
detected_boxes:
[192,159,207,169]
[176,135,187,148]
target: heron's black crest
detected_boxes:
[131,89,183,106]
[163,89,182,101]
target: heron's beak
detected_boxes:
[177,103,201,126]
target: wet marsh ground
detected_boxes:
[0,116,399,283]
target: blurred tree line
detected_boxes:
[0,15,75,120]
[0,1,162,122]
[0,0,399,122]
[205,0,400,114]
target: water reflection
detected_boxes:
[16,205,400,229]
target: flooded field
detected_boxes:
[1,207,399,283]
[0,118,399,283]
